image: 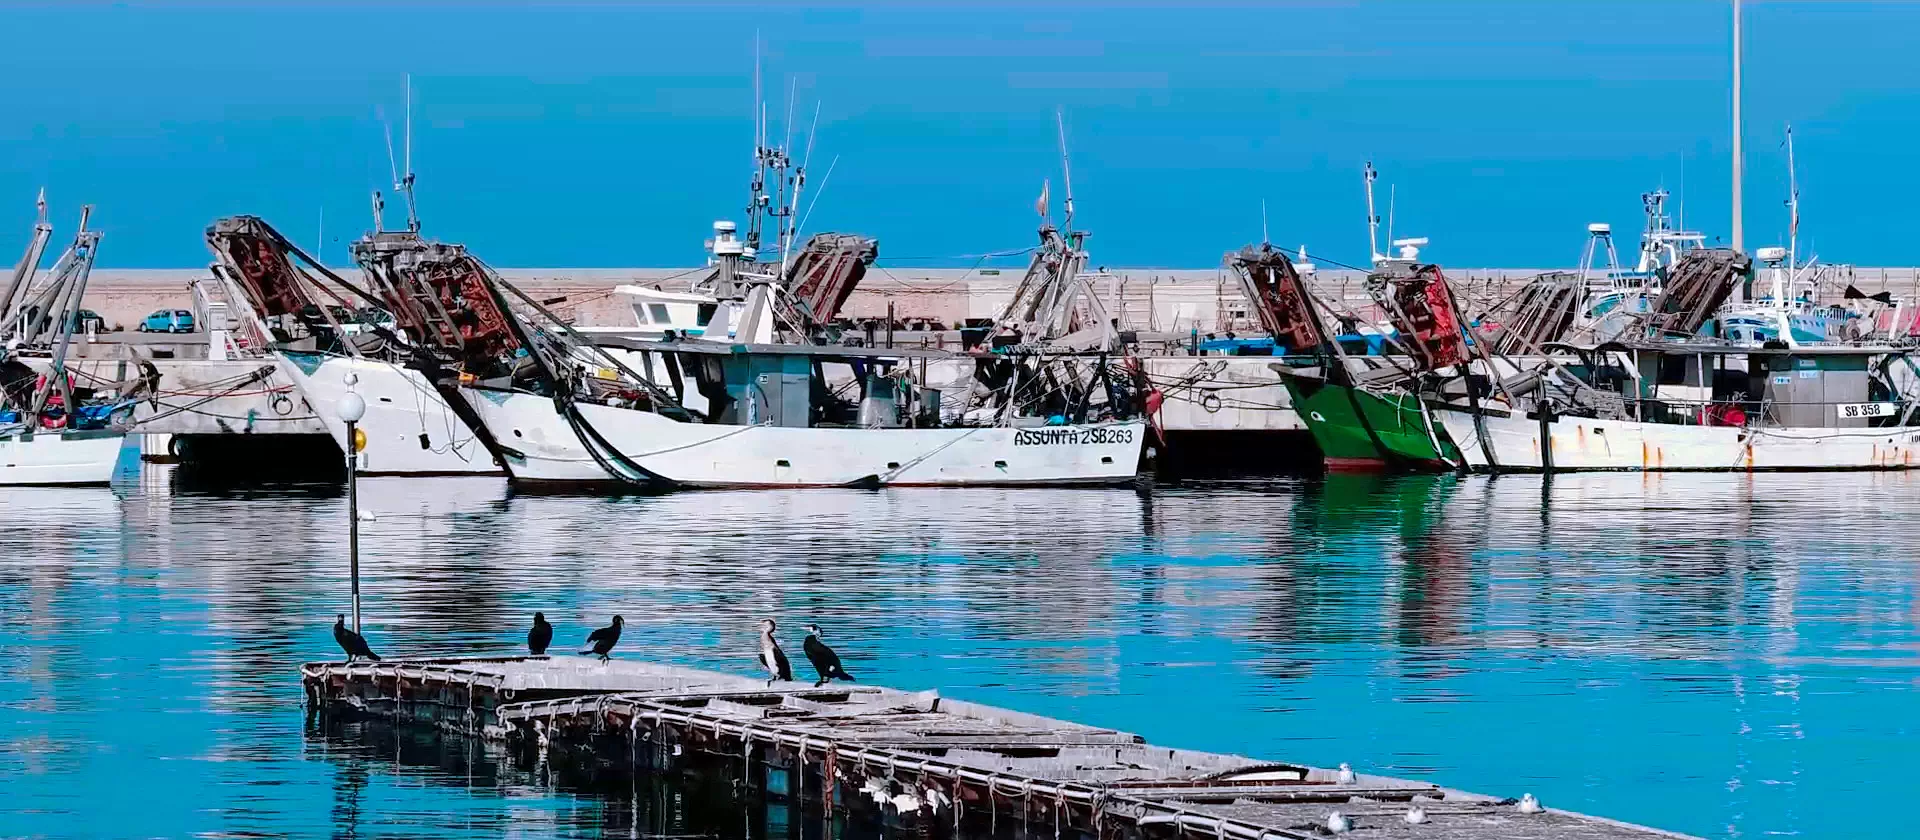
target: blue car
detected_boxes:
[137,309,196,334]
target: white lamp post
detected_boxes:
[337,373,366,633]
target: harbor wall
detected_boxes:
[71,265,1920,336]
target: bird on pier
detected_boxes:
[801,624,854,687]
[527,612,553,656]
[758,618,792,685]
[333,614,380,663]
[580,615,624,662]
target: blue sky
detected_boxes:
[2,1,1912,269]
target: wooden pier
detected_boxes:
[301,656,1696,840]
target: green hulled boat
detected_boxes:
[1278,367,1459,472]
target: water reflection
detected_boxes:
[1,470,1917,838]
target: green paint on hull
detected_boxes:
[1281,372,1460,470]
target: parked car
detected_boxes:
[70,309,106,333]
[137,309,196,334]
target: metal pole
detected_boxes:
[1731,0,1744,253]
[347,418,360,634]
[886,300,895,349]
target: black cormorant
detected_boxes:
[802,623,854,686]
[758,618,792,685]
[333,614,380,662]
[581,615,624,661]
[528,612,553,656]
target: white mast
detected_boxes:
[1785,123,1799,272]
[1731,0,1744,253]
[1055,108,1075,227]
[399,73,419,233]
[1363,162,1382,264]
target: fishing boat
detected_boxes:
[1225,239,1457,471]
[1,198,127,486]
[1433,340,1920,472]
[345,200,1147,489]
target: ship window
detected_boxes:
[1658,355,1688,385]
[649,304,672,324]
[697,303,717,326]
[631,303,651,324]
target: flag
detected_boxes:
[1035,179,1050,218]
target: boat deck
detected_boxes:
[301,656,1695,840]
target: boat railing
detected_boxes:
[1612,395,1914,428]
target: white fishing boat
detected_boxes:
[1,197,127,486]
[457,339,1146,488]
[0,430,123,486]
[1435,342,1920,472]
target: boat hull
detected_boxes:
[464,388,1145,488]
[278,353,502,477]
[1434,407,1920,472]
[1280,372,1457,472]
[0,430,124,486]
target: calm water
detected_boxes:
[4,459,1918,839]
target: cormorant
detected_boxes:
[333,614,380,662]
[528,612,553,656]
[802,624,854,686]
[581,615,623,661]
[758,619,792,685]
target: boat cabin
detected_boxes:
[1616,343,1904,428]
[594,337,953,429]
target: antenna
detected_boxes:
[783,99,823,266]
[379,107,400,190]
[402,73,419,233]
[404,74,412,182]
[782,77,797,177]
[1055,108,1075,227]
[1785,123,1799,271]
[1731,0,1744,253]
[1678,152,1687,232]
[1363,162,1382,264]
[1261,199,1269,245]
[796,154,838,239]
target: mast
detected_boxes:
[1055,108,1075,228]
[2,190,54,328]
[401,73,419,234]
[1731,0,1744,253]
[1785,123,1799,272]
[1363,162,1382,265]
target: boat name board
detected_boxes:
[1013,426,1137,446]
[1838,402,1900,419]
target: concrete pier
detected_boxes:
[303,656,1696,840]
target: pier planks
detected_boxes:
[301,656,1697,840]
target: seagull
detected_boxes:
[802,624,855,687]
[1336,762,1356,784]
[758,618,792,685]
[580,615,623,662]
[1325,811,1351,834]
[1404,805,1428,825]
[333,614,380,662]
[860,777,890,807]
[527,612,553,656]
[1518,793,1543,814]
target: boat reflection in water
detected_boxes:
[309,715,888,840]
